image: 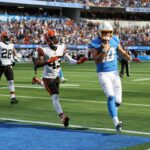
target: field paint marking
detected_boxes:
[0,84,80,89]
[0,84,150,93]
[0,87,8,89]
[1,79,150,86]
[0,94,150,107]
[13,84,80,88]
[0,117,149,136]
[132,78,150,82]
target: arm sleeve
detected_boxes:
[64,53,77,64]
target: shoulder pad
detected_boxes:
[89,37,101,49]
[112,35,120,44]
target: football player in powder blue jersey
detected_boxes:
[88,22,131,132]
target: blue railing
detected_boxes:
[14,44,150,51]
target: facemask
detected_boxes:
[102,36,111,41]
[3,36,10,44]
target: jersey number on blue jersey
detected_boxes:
[103,47,115,62]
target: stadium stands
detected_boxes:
[0,17,149,47]
[62,0,150,7]
[0,0,149,60]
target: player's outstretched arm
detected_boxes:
[64,53,87,65]
[117,44,131,61]
[34,47,60,68]
[118,45,141,63]
[77,57,87,64]
[35,56,59,68]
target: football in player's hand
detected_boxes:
[132,58,141,63]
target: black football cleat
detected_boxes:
[32,77,37,84]
[119,73,123,78]
[32,76,41,84]
[116,121,123,132]
[61,115,70,127]
[10,98,19,105]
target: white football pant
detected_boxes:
[97,71,122,105]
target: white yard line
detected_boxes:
[0,117,149,136]
[1,87,150,93]
[132,78,150,82]
[0,84,150,93]
[0,84,80,89]
[0,94,150,107]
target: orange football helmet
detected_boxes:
[47,29,56,37]
[1,31,8,37]
[1,31,10,43]
[45,29,59,50]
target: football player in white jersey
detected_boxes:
[0,31,19,104]
[34,29,87,127]
[31,49,67,84]
[88,22,131,132]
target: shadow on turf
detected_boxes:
[0,121,114,136]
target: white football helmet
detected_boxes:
[98,22,113,41]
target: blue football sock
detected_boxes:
[107,96,117,118]
[59,69,63,78]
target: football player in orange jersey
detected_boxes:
[33,29,87,127]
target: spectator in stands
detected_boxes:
[0,10,149,53]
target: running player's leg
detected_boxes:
[113,71,123,131]
[43,77,69,127]
[98,72,120,130]
[4,66,18,104]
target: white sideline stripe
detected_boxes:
[0,117,149,136]
[0,94,150,107]
[132,78,150,82]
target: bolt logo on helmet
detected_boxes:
[45,29,59,50]
[1,31,10,44]
[98,22,113,41]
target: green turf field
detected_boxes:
[0,61,150,150]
